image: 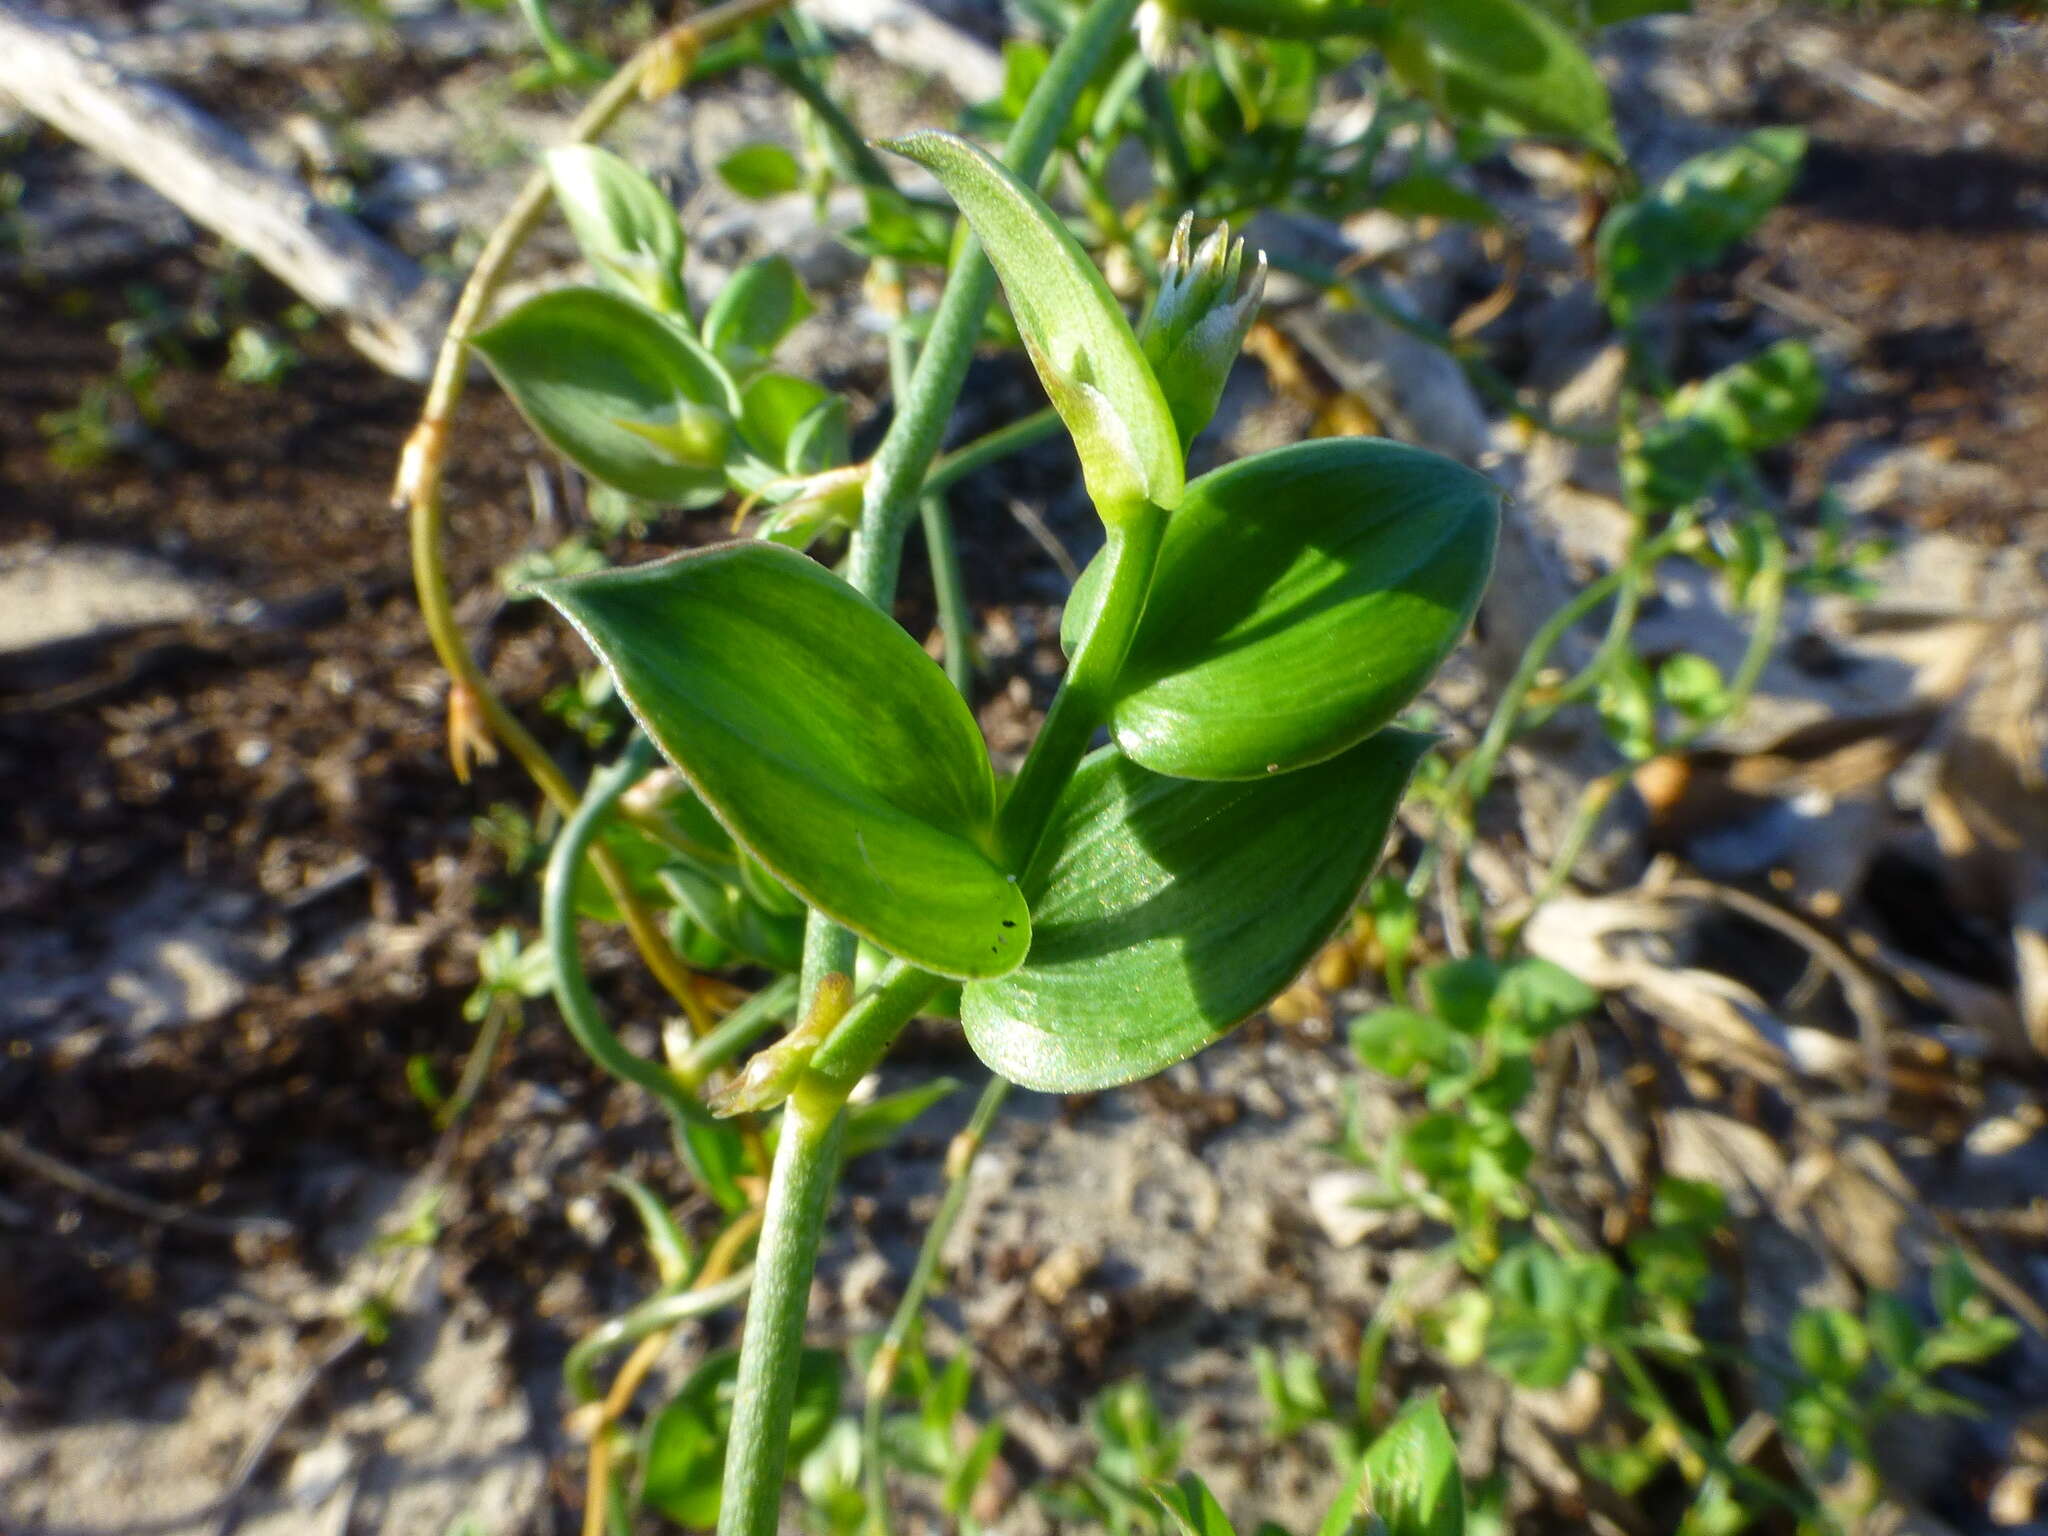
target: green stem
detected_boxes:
[797,0,1139,1012]
[717,1094,845,1536]
[995,501,1169,869]
[921,407,1063,498]
[806,960,943,1093]
[739,11,1141,1528]
[1670,523,1785,755]
[1609,1340,1816,1522]
[1411,511,1697,903]
[863,1074,1012,1533]
[1518,559,1645,731]
[844,0,1144,610]
[684,975,800,1080]
[922,494,975,697]
[564,1269,755,1402]
[543,737,700,1131]
[714,960,938,1536]
[884,277,974,701]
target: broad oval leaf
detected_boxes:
[882,129,1183,520]
[473,287,739,505]
[960,730,1428,1091]
[545,145,688,315]
[1063,438,1497,781]
[702,254,813,378]
[1598,128,1805,322]
[540,543,1029,979]
[1670,337,1821,453]
[717,141,804,201]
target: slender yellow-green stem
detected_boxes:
[399,0,789,1033]
[995,500,1168,870]
[862,1074,1011,1533]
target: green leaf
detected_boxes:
[1624,414,1736,512]
[1062,438,1497,781]
[944,1422,1007,1515]
[1387,0,1619,156]
[642,1347,843,1526]
[539,543,1029,979]
[1932,1249,1978,1323]
[1482,1244,1588,1387]
[1867,1294,1924,1372]
[1362,1396,1465,1536]
[1657,651,1728,724]
[1649,1176,1725,1234]
[1670,338,1822,453]
[1420,956,1502,1032]
[1598,129,1805,322]
[607,1173,694,1288]
[545,145,688,315]
[1156,1472,1239,1536]
[1595,649,1658,761]
[740,371,834,468]
[961,731,1427,1091]
[717,141,803,200]
[881,129,1183,520]
[844,1077,961,1159]
[1789,1306,1868,1385]
[1919,1314,2019,1372]
[702,255,813,378]
[1351,1007,1465,1079]
[1491,957,1598,1043]
[472,287,738,505]
[842,185,953,266]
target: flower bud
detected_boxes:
[1139,213,1267,450]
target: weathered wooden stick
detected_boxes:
[0,0,448,380]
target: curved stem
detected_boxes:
[862,1075,1011,1533]
[683,974,800,1080]
[1411,511,1697,903]
[1518,558,1646,731]
[565,1266,756,1403]
[543,737,701,1130]
[400,0,785,1031]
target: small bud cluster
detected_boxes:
[1140,213,1268,450]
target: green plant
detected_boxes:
[490,83,1494,1518]
[387,0,2011,1529]
[448,82,1478,1518]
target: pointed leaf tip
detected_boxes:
[881,129,1183,522]
[538,543,1030,979]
